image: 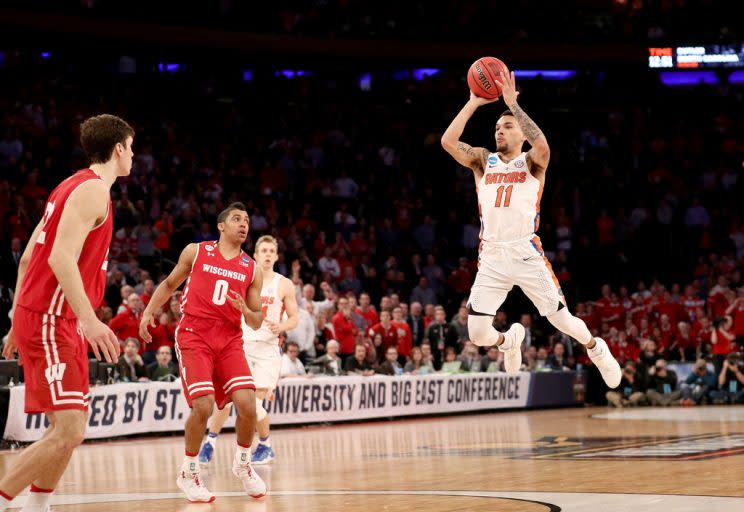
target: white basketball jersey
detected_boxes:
[243,273,284,343]
[477,152,542,245]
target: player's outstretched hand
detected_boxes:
[493,71,519,105]
[265,319,281,335]
[468,90,498,107]
[2,329,19,362]
[227,290,248,314]
[80,318,121,363]
[139,310,157,344]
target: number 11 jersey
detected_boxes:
[477,152,542,246]
[180,241,257,332]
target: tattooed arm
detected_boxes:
[441,91,496,181]
[496,70,550,175]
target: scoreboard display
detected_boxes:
[648,45,744,69]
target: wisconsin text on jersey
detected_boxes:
[200,264,248,282]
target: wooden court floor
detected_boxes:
[2,406,744,511]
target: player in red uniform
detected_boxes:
[139,202,267,502]
[0,115,133,512]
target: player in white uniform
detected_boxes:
[198,235,299,465]
[441,70,620,388]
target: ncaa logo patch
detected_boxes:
[514,159,525,168]
[205,244,214,251]
[487,156,498,165]
[240,254,251,267]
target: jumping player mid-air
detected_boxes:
[198,235,298,466]
[140,202,267,502]
[0,115,132,512]
[441,70,620,388]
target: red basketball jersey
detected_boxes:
[17,169,113,319]
[180,241,256,331]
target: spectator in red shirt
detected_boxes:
[657,314,678,357]
[332,296,357,357]
[391,307,412,359]
[682,284,705,321]
[611,331,640,365]
[369,310,399,353]
[601,293,626,330]
[148,296,180,353]
[595,284,613,313]
[726,292,744,342]
[423,303,435,329]
[711,316,737,374]
[447,256,473,301]
[355,292,379,328]
[655,291,686,325]
[141,278,155,306]
[109,292,149,358]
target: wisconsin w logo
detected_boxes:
[45,363,67,385]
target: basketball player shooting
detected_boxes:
[0,115,131,512]
[441,70,621,388]
[198,235,299,466]
[139,202,267,502]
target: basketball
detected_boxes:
[467,56,509,99]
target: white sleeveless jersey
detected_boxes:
[243,273,285,343]
[477,152,542,245]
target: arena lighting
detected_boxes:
[412,68,441,80]
[728,70,744,84]
[358,72,372,91]
[648,44,744,68]
[659,71,718,86]
[275,70,312,79]
[40,52,51,59]
[157,63,182,72]
[513,70,576,80]
[242,69,253,81]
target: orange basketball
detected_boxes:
[467,57,508,99]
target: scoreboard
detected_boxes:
[648,45,744,69]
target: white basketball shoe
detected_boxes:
[587,337,622,389]
[499,323,526,374]
[233,459,268,499]
[177,470,215,503]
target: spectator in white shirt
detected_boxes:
[298,282,335,316]
[287,303,317,359]
[280,341,310,378]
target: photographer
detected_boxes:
[710,353,744,404]
[680,359,716,405]
[606,361,647,407]
[646,359,681,406]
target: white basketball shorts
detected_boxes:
[244,339,282,391]
[467,235,565,317]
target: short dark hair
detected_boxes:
[500,110,514,118]
[217,202,247,223]
[285,340,300,351]
[80,114,134,164]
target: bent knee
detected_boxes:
[191,396,215,419]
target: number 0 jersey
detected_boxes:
[180,241,256,331]
[17,169,113,319]
[476,152,542,245]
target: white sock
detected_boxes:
[259,436,271,447]
[206,432,218,446]
[588,338,604,357]
[22,486,53,512]
[182,454,199,475]
[235,444,251,466]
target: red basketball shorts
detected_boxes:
[14,306,90,413]
[175,315,254,409]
